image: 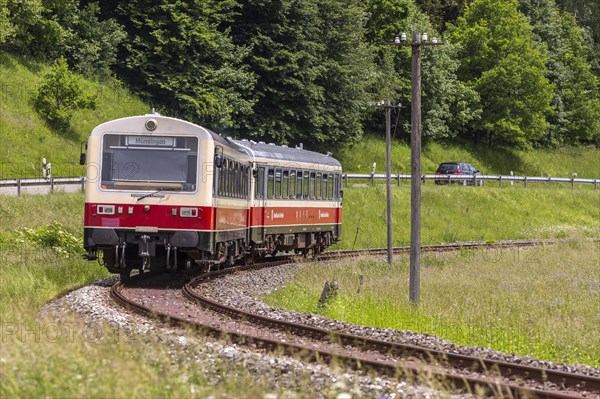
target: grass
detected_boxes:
[263,240,600,367]
[0,183,597,395]
[0,193,306,398]
[0,51,149,179]
[338,184,600,249]
[336,136,600,178]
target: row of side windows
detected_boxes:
[255,168,342,200]
[215,158,250,199]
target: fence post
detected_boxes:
[499,175,502,187]
[571,178,575,189]
[524,176,527,188]
[345,174,348,187]
[50,177,54,193]
[370,173,374,186]
[80,176,85,192]
[17,179,21,196]
[595,179,598,190]
[397,174,401,186]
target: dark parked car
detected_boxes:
[435,162,482,186]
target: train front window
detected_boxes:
[100,134,198,191]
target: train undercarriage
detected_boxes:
[84,228,337,280]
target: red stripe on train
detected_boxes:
[84,203,341,230]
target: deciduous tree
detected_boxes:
[450,0,554,147]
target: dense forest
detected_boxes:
[1,0,599,149]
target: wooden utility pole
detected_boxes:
[385,31,443,304]
[409,31,422,304]
[385,99,393,266]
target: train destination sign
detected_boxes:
[127,136,174,147]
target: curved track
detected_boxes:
[110,240,600,399]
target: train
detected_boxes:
[81,114,343,280]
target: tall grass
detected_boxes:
[264,240,600,366]
[336,136,600,178]
[338,184,600,249]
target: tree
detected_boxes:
[228,0,372,147]
[0,0,11,44]
[553,0,600,75]
[109,0,255,130]
[363,0,480,143]
[519,0,600,145]
[2,0,124,75]
[35,57,96,130]
[63,2,126,76]
[450,0,554,147]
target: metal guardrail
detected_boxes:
[0,173,598,196]
[0,176,86,196]
[343,173,599,189]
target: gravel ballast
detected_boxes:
[42,276,445,398]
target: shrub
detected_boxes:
[17,221,81,257]
[34,57,96,130]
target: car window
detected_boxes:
[438,163,458,172]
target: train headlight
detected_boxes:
[145,118,158,131]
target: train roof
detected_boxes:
[88,115,341,167]
[232,139,341,168]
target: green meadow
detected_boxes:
[264,240,600,367]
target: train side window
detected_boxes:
[229,160,235,197]
[233,162,238,198]
[255,168,264,199]
[334,173,341,198]
[267,169,275,199]
[237,163,242,198]
[322,173,329,200]
[309,172,316,200]
[289,170,296,199]
[328,174,334,200]
[274,168,282,199]
[224,159,229,197]
[243,166,248,199]
[227,160,232,197]
[296,171,303,199]
[282,170,289,199]
[303,171,310,199]
[231,162,236,198]
[316,172,322,200]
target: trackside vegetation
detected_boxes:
[336,185,599,249]
[0,52,148,179]
[0,182,597,395]
[337,136,600,178]
[263,241,600,367]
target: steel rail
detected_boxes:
[111,277,588,399]
[184,262,599,397]
[108,240,599,398]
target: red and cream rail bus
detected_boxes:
[81,114,342,279]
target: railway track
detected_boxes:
[110,240,600,398]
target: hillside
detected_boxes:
[337,136,600,178]
[0,52,148,179]
[1,52,598,180]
